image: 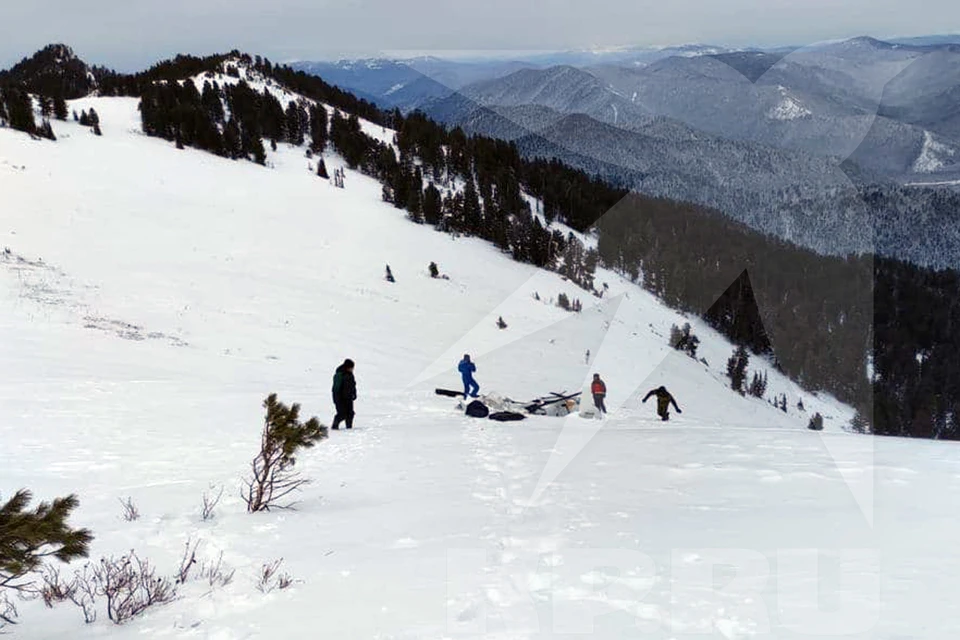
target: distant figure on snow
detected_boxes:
[584,349,590,364]
[458,354,480,399]
[642,386,682,421]
[385,265,395,283]
[591,373,607,414]
[332,359,358,430]
[496,316,507,329]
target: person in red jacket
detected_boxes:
[591,373,607,414]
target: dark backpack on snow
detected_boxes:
[465,400,489,418]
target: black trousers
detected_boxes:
[593,393,607,414]
[332,400,354,429]
[657,400,670,421]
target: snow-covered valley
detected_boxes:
[2,96,959,639]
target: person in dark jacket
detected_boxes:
[591,374,607,414]
[642,386,682,421]
[458,354,480,399]
[332,359,357,430]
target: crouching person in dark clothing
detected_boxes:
[642,386,681,421]
[332,359,357,430]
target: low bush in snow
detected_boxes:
[243,394,328,513]
[200,486,224,521]
[256,558,293,593]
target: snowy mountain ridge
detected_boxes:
[3,47,958,640]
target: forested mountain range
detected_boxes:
[291,37,960,269]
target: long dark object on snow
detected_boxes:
[524,391,581,412]
[435,388,462,398]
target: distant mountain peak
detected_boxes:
[0,43,95,99]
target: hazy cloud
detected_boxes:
[2,0,958,69]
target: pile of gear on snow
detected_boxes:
[435,388,581,422]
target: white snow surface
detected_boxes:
[1,98,957,639]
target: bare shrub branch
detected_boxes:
[175,539,200,585]
[118,497,139,522]
[38,565,75,608]
[90,552,178,624]
[255,558,294,593]
[0,591,17,630]
[199,552,234,588]
[201,486,224,521]
[67,564,98,624]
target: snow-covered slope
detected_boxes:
[1,97,954,639]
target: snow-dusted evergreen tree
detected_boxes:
[727,346,749,395]
[748,371,768,398]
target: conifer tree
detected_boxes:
[727,346,749,395]
[748,371,767,398]
[422,183,441,226]
[309,105,328,153]
[39,95,53,119]
[462,176,482,235]
[0,490,93,602]
[53,94,68,121]
[40,119,56,141]
[243,394,328,513]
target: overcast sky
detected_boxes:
[2,0,959,70]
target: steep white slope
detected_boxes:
[3,101,954,639]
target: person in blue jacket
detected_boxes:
[458,354,480,399]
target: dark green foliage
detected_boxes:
[422,183,441,226]
[0,44,96,99]
[727,346,749,395]
[556,293,582,312]
[0,490,93,595]
[39,95,53,118]
[309,104,328,153]
[0,86,36,134]
[244,394,328,513]
[748,371,768,399]
[850,410,870,434]
[53,94,68,120]
[704,270,772,356]
[40,119,56,140]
